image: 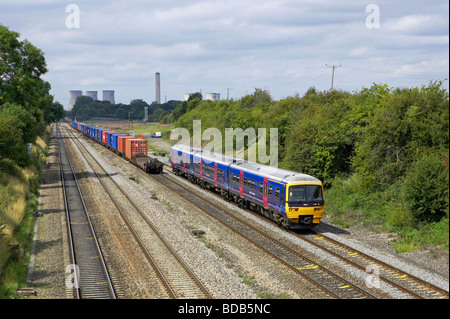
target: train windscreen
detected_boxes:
[288,185,323,204]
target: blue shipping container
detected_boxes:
[97,128,105,142]
[111,133,127,150]
[106,131,116,146]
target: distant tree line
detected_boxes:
[68,96,182,123]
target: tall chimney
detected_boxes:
[155,72,161,104]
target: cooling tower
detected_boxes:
[102,90,115,104]
[86,91,98,100]
[206,93,220,101]
[68,90,82,111]
[155,72,161,104]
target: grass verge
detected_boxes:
[0,125,51,298]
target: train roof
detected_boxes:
[171,144,242,166]
[171,144,321,184]
[230,161,321,184]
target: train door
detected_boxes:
[263,178,269,209]
[200,157,203,180]
[239,171,244,197]
[214,163,218,186]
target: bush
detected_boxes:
[0,159,25,182]
[401,151,449,223]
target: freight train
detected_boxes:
[170,144,325,229]
[71,121,163,173]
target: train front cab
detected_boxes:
[284,182,324,229]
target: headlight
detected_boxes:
[289,208,299,212]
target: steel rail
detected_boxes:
[152,172,377,299]
[57,123,116,299]
[64,123,212,299]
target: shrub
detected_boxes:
[401,151,449,223]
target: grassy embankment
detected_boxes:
[0,125,51,298]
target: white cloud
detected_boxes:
[385,14,448,35]
[1,0,448,107]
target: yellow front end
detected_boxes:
[285,183,325,226]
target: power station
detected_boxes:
[86,91,98,100]
[102,90,115,104]
[67,90,115,110]
[184,92,220,101]
[67,73,223,111]
[68,90,83,111]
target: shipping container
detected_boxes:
[111,133,127,150]
[125,138,147,160]
[106,131,117,147]
[102,130,114,144]
[118,136,135,154]
[97,128,105,142]
[90,127,96,138]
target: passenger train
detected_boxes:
[170,144,325,229]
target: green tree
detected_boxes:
[0,25,48,108]
[115,107,128,119]
[44,101,65,123]
[1,25,53,145]
[71,96,94,117]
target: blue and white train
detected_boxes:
[170,144,325,229]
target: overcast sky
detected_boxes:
[1,0,448,108]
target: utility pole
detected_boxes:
[325,64,341,90]
[225,88,233,100]
[128,112,133,128]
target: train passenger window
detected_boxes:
[275,188,280,200]
[269,185,273,197]
[252,180,256,190]
[259,182,263,193]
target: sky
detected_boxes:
[1,0,448,109]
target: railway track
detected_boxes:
[161,163,449,299]
[62,123,212,299]
[65,122,448,299]
[57,124,116,299]
[151,172,376,299]
[297,231,449,299]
